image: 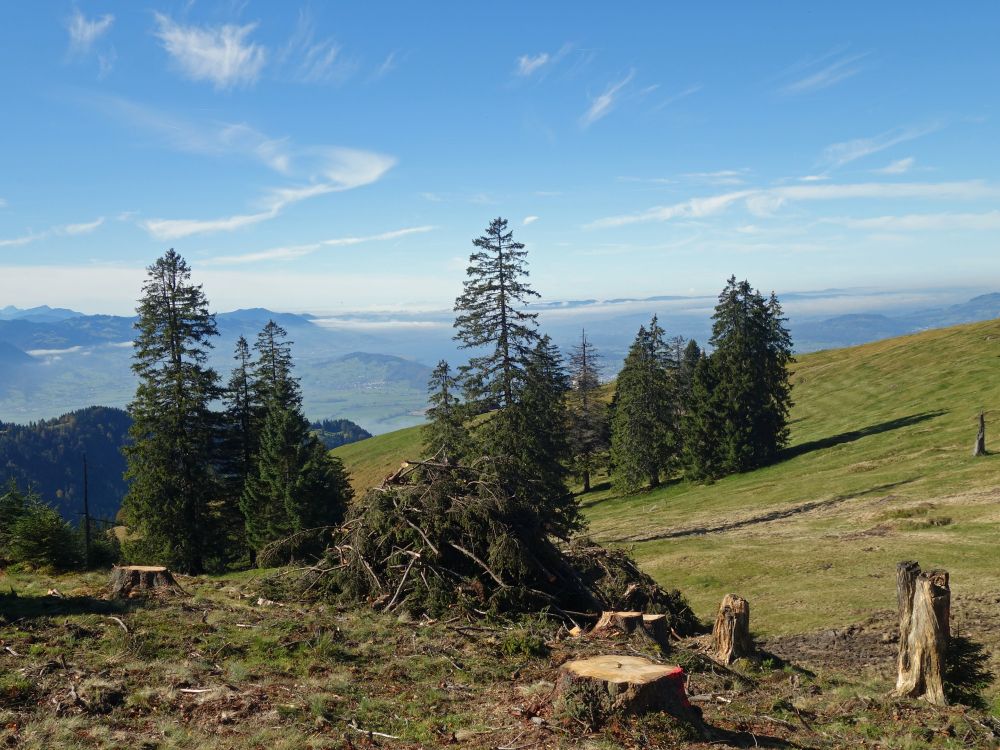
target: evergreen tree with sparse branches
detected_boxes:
[121,249,223,574]
[609,316,677,493]
[454,217,540,411]
[567,330,608,493]
[423,360,469,463]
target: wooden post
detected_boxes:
[894,562,950,705]
[711,593,752,664]
[973,410,986,456]
[82,454,92,569]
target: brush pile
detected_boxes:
[316,459,699,633]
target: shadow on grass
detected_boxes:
[0,590,133,622]
[606,478,918,543]
[945,634,994,709]
[782,410,946,461]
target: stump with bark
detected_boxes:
[711,593,752,664]
[973,410,986,456]
[108,566,182,598]
[894,561,950,705]
[554,655,702,731]
[591,610,671,649]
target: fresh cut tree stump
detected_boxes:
[894,561,950,705]
[108,566,182,598]
[711,593,752,664]
[555,655,701,730]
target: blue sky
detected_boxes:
[1,2,999,317]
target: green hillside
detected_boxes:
[335,319,1000,640]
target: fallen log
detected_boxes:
[108,565,182,599]
[554,655,701,730]
[894,562,950,705]
[711,593,752,664]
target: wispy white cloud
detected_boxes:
[0,217,105,247]
[372,51,397,79]
[517,52,550,76]
[143,149,395,239]
[872,156,916,175]
[153,13,267,89]
[523,215,539,225]
[586,181,999,229]
[66,9,114,55]
[682,169,750,186]
[820,125,939,170]
[828,210,1000,232]
[779,49,868,95]
[64,217,105,235]
[91,95,292,174]
[652,84,702,111]
[141,148,396,240]
[202,225,435,265]
[581,70,635,127]
[278,10,358,84]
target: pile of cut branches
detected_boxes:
[315,459,699,632]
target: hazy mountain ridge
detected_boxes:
[2,294,998,431]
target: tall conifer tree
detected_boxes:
[122,249,222,574]
[609,316,676,493]
[453,217,540,410]
[240,327,351,562]
[683,277,793,478]
[567,330,608,492]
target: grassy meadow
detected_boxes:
[335,319,1000,641]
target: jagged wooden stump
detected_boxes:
[591,611,671,649]
[711,593,752,664]
[108,566,181,598]
[894,561,950,705]
[555,655,701,730]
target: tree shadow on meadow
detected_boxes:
[782,410,946,461]
[0,589,134,623]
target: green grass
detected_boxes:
[334,319,1000,645]
[332,423,423,494]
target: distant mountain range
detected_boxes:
[0,307,434,434]
[1,293,999,431]
[790,293,1000,351]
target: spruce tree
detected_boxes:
[423,360,469,463]
[567,330,608,493]
[453,217,540,410]
[122,249,222,574]
[240,335,352,562]
[609,316,676,493]
[684,277,793,478]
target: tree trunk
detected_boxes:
[582,470,591,493]
[973,410,986,456]
[108,566,182,598]
[555,655,702,731]
[711,593,752,664]
[894,562,950,705]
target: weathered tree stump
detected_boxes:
[591,611,670,649]
[593,610,643,635]
[108,566,181,598]
[711,593,752,664]
[894,561,950,705]
[555,655,701,730]
[973,410,986,456]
